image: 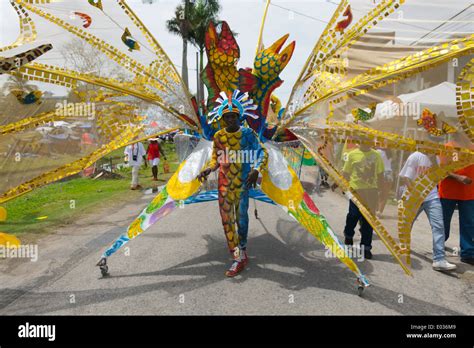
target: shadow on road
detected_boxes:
[0,217,463,315]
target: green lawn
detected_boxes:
[0,142,179,241]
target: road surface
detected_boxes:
[0,183,473,315]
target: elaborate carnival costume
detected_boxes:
[200,90,268,276]
[1,0,473,295]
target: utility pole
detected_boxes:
[181,0,190,89]
[196,51,200,107]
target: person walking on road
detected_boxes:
[399,151,456,272]
[342,143,384,259]
[147,138,167,181]
[124,142,147,190]
[439,138,474,266]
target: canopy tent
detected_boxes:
[399,81,456,117]
[370,82,457,121]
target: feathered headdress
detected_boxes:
[207,89,258,124]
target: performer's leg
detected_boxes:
[236,189,250,250]
[224,189,247,277]
[218,189,239,252]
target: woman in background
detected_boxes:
[147,138,166,181]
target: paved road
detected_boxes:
[0,184,473,315]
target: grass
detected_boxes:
[0,142,179,241]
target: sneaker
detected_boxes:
[433,260,457,271]
[363,249,373,260]
[225,260,245,277]
[460,258,474,265]
[344,237,353,246]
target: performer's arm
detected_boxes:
[254,139,268,174]
[207,137,221,172]
[247,132,267,188]
[198,137,220,182]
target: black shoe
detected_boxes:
[461,258,474,265]
[363,249,373,260]
[344,237,353,245]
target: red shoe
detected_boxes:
[241,250,249,266]
[225,259,245,277]
[231,247,248,265]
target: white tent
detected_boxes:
[398,81,456,116]
[368,81,457,121]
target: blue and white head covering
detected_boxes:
[207,89,258,124]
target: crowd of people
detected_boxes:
[339,138,473,270]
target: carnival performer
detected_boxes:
[197,93,268,277]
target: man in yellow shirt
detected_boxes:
[342,144,384,259]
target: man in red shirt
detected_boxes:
[439,139,474,265]
[147,138,166,181]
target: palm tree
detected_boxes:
[5,74,38,92]
[188,0,221,103]
[166,0,193,89]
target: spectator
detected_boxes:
[342,143,384,259]
[438,137,474,265]
[147,138,167,181]
[124,142,147,190]
[80,128,95,153]
[399,151,456,271]
[376,147,393,217]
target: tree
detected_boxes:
[60,37,130,101]
[188,0,221,104]
[166,0,194,90]
[4,74,38,93]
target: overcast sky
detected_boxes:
[1,0,471,104]
[0,0,336,104]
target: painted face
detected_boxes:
[222,112,240,129]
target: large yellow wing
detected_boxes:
[280,0,474,270]
[0,0,198,203]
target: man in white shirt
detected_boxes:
[124,142,147,190]
[399,151,456,271]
